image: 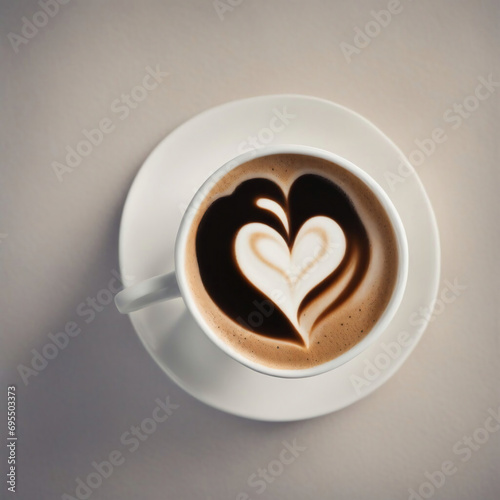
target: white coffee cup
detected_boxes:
[115,145,408,378]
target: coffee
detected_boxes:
[184,154,399,370]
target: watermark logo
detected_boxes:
[62,396,179,500]
[408,407,500,499]
[7,0,72,53]
[385,74,499,191]
[340,0,404,63]
[17,269,132,385]
[213,0,245,21]
[236,439,306,499]
[237,107,297,154]
[350,277,467,395]
[51,65,168,182]
[409,278,467,328]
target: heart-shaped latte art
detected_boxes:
[235,215,346,346]
[195,174,372,346]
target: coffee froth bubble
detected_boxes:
[184,153,399,370]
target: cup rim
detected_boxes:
[175,144,409,378]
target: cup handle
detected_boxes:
[114,272,181,314]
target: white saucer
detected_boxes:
[119,95,440,421]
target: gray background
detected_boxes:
[1,1,498,499]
